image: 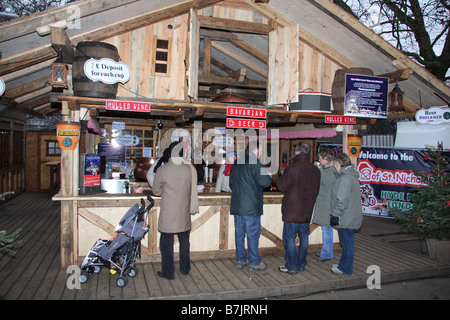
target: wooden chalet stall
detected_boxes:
[1,0,449,268]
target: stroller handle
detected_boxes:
[139,196,155,212]
[145,196,154,211]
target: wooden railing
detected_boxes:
[0,165,25,202]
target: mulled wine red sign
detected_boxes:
[106,100,151,112]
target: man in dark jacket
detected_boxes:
[277,142,320,274]
[230,140,272,271]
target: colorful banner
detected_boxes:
[357,147,449,217]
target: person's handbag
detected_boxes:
[330,214,339,226]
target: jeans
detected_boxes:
[320,226,334,259]
[159,230,190,279]
[234,215,262,266]
[337,228,355,274]
[282,222,309,271]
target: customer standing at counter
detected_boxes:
[215,151,237,192]
[152,142,199,280]
[147,141,180,187]
[312,148,338,262]
[230,140,272,271]
[330,152,362,275]
[276,142,320,274]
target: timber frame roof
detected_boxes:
[0,0,449,124]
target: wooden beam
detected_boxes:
[229,38,268,64]
[198,15,270,34]
[211,41,267,78]
[5,75,51,99]
[377,68,413,83]
[0,96,45,118]
[50,27,74,63]
[243,0,354,68]
[0,0,223,75]
[0,49,55,76]
[198,74,266,89]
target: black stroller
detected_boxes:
[79,196,154,287]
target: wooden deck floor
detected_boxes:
[1,192,449,300]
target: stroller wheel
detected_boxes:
[93,265,102,274]
[128,266,139,277]
[116,276,128,288]
[79,271,90,284]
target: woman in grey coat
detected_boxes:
[312,148,338,261]
[330,153,362,275]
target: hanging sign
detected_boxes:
[415,107,450,125]
[106,100,151,112]
[56,122,80,150]
[226,118,266,129]
[0,77,5,96]
[227,106,267,119]
[325,115,356,124]
[84,58,130,84]
[344,74,389,119]
[115,134,140,146]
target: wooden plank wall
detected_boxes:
[100,3,339,102]
[103,14,189,101]
[299,41,341,95]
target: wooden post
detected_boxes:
[60,102,80,267]
[219,205,229,250]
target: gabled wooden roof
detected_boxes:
[0,0,448,121]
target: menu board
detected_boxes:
[344,74,389,119]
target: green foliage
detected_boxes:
[394,146,450,240]
[0,228,22,259]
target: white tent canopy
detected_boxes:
[395,121,450,149]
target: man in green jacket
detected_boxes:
[230,140,272,271]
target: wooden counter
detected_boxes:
[53,192,338,267]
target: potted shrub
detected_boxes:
[394,145,450,263]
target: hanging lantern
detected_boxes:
[389,81,404,111]
[51,50,68,88]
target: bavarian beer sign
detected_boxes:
[226,106,267,129]
[227,106,266,119]
[226,118,266,129]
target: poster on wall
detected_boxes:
[357,147,450,217]
[344,74,389,118]
[83,154,101,187]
